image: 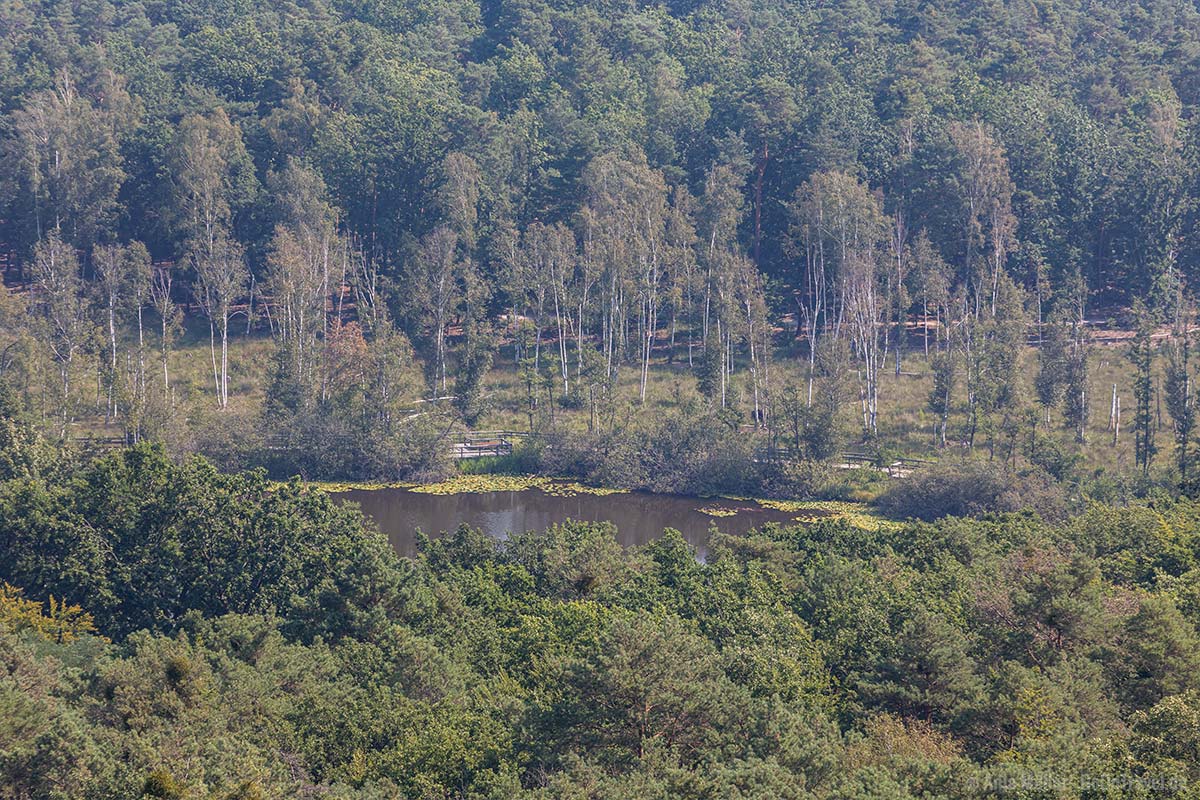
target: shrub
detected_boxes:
[876,459,1069,522]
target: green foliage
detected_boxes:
[4,446,1200,796]
[693,341,721,404]
[7,0,1200,503]
[1129,301,1158,476]
[0,443,405,639]
[876,459,1070,522]
[1104,595,1200,711]
[0,382,56,481]
[928,351,956,447]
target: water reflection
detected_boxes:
[334,486,804,558]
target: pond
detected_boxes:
[333,485,813,558]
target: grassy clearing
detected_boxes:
[470,340,1151,478]
[67,320,1169,486]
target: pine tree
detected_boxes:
[929,350,956,447]
[1130,300,1157,477]
[1035,311,1069,425]
[1163,304,1195,485]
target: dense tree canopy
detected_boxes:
[6,3,1200,796]
[4,0,1200,299]
[3,437,1200,796]
[7,0,1200,496]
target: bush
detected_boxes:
[0,444,404,640]
[876,459,1069,522]
[189,407,453,483]
[539,409,763,496]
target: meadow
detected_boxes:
[72,315,1159,491]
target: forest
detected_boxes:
[2,422,1200,797]
[3,0,1200,495]
[6,0,1200,796]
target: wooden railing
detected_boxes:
[757,447,931,478]
[451,430,528,459]
[839,451,932,478]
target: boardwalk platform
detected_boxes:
[451,430,525,459]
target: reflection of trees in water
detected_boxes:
[337,488,797,558]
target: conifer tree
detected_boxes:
[1130,300,1157,476]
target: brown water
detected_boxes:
[334,486,806,558]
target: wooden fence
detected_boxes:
[757,446,931,478]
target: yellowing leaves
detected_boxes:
[0,582,99,643]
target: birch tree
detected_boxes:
[9,69,128,251]
[352,242,416,435]
[1063,272,1091,444]
[505,224,548,367]
[92,242,150,424]
[172,110,255,410]
[845,248,884,436]
[790,171,887,405]
[1129,300,1157,476]
[736,254,771,427]
[698,160,745,338]
[929,349,956,446]
[93,243,127,423]
[438,152,493,418]
[192,234,247,409]
[1164,303,1194,483]
[412,226,459,395]
[516,222,577,393]
[947,121,1016,316]
[963,274,1027,452]
[150,261,180,400]
[266,226,327,404]
[581,152,669,400]
[30,233,88,436]
[664,186,699,366]
[264,162,338,405]
[910,231,951,356]
[171,109,257,261]
[695,154,752,409]
[888,211,911,376]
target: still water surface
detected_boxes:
[335,486,806,558]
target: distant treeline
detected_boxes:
[5,0,1200,487]
[4,0,1200,301]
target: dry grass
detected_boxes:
[60,321,1173,483]
[471,337,1174,483]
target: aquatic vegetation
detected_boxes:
[697,505,739,518]
[299,473,628,497]
[695,494,897,530]
[409,474,627,497]
[756,499,901,532]
[410,474,537,495]
[305,476,892,532]
[296,480,416,493]
[538,480,627,497]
